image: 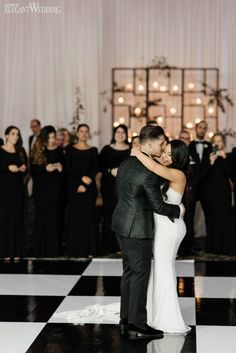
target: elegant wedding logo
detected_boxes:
[4,2,62,14]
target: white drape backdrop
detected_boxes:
[0,0,236,149]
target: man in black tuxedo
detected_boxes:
[29,118,41,152]
[185,121,212,254]
[112,125,183,339]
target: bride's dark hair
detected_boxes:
[162,139,189,199]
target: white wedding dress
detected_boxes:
[54,187,190,333]
[147,187,190,333]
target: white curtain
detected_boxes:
[0,0,236,149]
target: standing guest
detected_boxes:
[29,119,41,152]
[179,129,191,146]
[186,121,212,254]
[99,124,130,253]
[0,126,27,260]
[62,128,73,148]
[56,130,65,147]
[178,129,193,255]
[65,124,99,257]
[204,133,234,254]
[131,135,141,149]
[30,125,63,257]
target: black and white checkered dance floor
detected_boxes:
[0,259,235,353]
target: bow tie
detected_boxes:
[195,141,205,144]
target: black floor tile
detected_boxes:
[26,323,196,353]
[69,276,121,296]
[0,295,64,322]
[0,259,91,274]
[195,261,236,277]
[68,276,194,297]
[177,277,194,297]
[195,298,236,326]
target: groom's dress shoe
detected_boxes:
[127,324,163,340]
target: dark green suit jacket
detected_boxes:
[111,156,180,239]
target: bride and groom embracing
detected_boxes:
[111,124,191,340]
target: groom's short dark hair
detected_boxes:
[140,125,165,144]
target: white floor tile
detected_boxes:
[179,297,196,325]
[0,274,80,296]
[83,259,123,276]
[195,277,236,298]
[196,326,236,353]
[175,260,195,277]
[0,322,45,353]
[49,295,120,323]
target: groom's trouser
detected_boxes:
[116,234,152,324]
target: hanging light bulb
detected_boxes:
[170,107,177,115]
[195,118,201,124]
[186,122,193,129]
[118,96,124,104]
[160,85,167,92]
[196,98,202,104]
[208,131,214,138]
[208,106,214,114]
[138,84,145,92]
[119,117,125,124]
[126,83,133,90]
[157,116,163,124]
[134,107,142,116]
[132,132,138,137]
[172,85,179,92]
[152,81,159,89]
[188,82,195,90]
[113,121,120,127]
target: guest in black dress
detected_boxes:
[204,133,234,254]
[30,125,63,257]
[0,126,27,260]
[65,124,99,257]
[99,124,130,253]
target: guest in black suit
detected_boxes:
[111,125,181,339]
[185,121,212,254]
[29,119,41,152]
[0,138,3,146]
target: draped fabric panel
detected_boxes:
[0,0,235,148]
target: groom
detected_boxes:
[112,125,183,339]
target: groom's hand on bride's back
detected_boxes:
[168,203,185,222]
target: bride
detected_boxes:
[54,139,190,334]
[131,139,190,333]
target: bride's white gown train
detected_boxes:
[54,188,190,333]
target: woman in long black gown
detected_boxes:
[99,124,130,253]
[30,126,63,257]
[204,133,234,254]
[0,126,27,260]
[65,124,99,257]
